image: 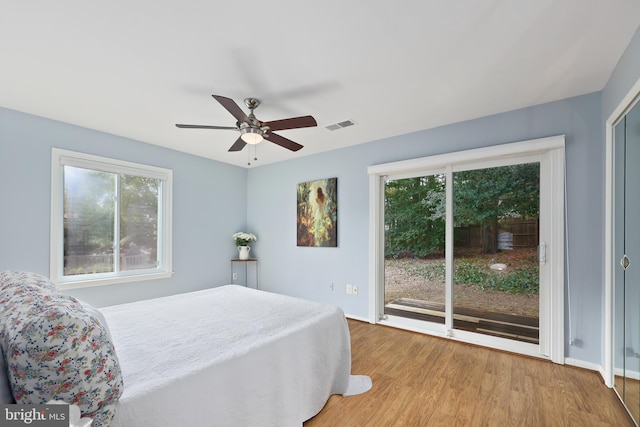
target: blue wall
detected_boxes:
[247,93,603,362]
[603,25,640,120]
[0,107,247,306]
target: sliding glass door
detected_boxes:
[383,162,540,344]
[371,137,565,360]
[384,174,447,325]
[452,163,540,344]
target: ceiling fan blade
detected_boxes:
[176,124,237,130]
[212,95,249,123]
[228,136,247,152]
[263,115,317,132]
[266,132,303,152]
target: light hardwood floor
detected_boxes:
[304,319,634,427]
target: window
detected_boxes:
[51,148,172,289]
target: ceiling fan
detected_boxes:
[176,95,317,152]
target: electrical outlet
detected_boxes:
[352,285,358,295]
[346,284,353,294]
[232,273,238,280]
[329,282,334,291]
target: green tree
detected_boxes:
[384,163,539,257]
[64,167,160,273]
[453,163,539,253]
[64,167,115,255]
[384,175,446,257]
[120,175,159,258]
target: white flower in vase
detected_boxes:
[233,232,257,259]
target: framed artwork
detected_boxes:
[297,177,337,247]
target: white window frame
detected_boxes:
[50,148,173,289]
[368,135,565,363]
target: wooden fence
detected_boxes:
[64,253,155,274]
[454,218,538,249]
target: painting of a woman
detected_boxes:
[297,178,337,247]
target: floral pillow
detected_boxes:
[76,300,112,340]
[0,278,123,427]
[0,271,57,292]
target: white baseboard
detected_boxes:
[614,366,640,381]
[345,313,370,323]
[565,357,601,372]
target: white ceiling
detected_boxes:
[2,1,640,168]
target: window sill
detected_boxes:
[56,270,173,290]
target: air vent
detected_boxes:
[326,120,356,131]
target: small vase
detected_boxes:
[238,245,251,260]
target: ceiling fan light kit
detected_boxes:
[240,127,264,144]
[176,95,317,153]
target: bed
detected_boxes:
[102,285,353,426]
[0,272,362,427]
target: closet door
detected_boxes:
[615,100,640,423]
[613,117,627,413]
[625,101,640,422]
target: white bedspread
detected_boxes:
[100,285,351,427]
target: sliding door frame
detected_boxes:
[368,135,565,363]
